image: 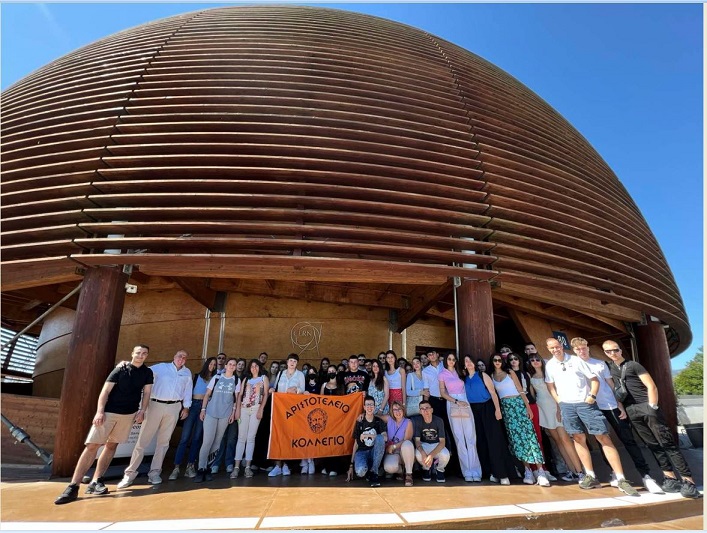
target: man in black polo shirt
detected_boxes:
[603,340,700,499]
[54,345,153,504]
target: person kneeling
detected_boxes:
[347,395,387,487]
[413,399,451,483]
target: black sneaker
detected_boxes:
[85,478,109,495]
[436,470,446,483]
[421,469,432,482]
[661,477,682,493]
[194,469,206,483]
[680,481,702,499]
[205,470,213,482]
[54,484,79,505]
[370,473,380,487]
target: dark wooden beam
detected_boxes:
[172,277,219,310]
[53,266,128,476]
[396,280,454,332]
[209,279,408,309]
[493,292,618,334]
[457,280,495,360]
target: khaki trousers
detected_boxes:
[125,401,181,476]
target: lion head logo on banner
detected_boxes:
[307,408,328,434]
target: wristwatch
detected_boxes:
[588,394,597,400]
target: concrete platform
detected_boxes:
[0,469,703,531]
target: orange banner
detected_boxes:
[268,392,363,460]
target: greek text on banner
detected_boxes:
[268,392,363,460]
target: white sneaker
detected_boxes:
[282,464,291,476]
[226,464,234,474]
[168,466,180,480]
[210,465,219,475]
[544,471,557,482]
[490,475,499,483]
[321,469,328,475]
[148,473,162,485]
[268,465,283,477]
[117,474,135,489]
[329,471,338,477]
[643,475,665,494]
[500,477,511,485]
[537,472,550,487]
[301,465,308,475]
[464,476,473,482]
[185,464,197,478]
[307,459,315,475]
[523,469,535,485]
[609,472,619,488]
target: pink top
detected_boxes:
[438,368,465,395]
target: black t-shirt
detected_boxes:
[343,370,370,394]
[413,415,446,444]
[609,360,649,406]
[104,363,154,414]
[353,416,387,450]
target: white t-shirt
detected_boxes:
[545,354,596,404]
[581,357,617,410]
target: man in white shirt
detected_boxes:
[571,337,661,494]
[118,350,193,488]
[544,338,638,496]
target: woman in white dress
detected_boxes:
[528,355,583,480]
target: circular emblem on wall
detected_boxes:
[307,408,328,434]
[291,321,322,355]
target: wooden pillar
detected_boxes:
[53,266,128,476]
[457,279,495,362]
[634,319,678,442]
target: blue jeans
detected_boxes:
[354,434,385,478]
[211,418,239,469]
[174,398,204,465]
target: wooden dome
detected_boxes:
[1,5,690,353]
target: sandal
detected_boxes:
[405,473,413,487]
[230,467,240,479]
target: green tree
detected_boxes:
[673,347,703,395]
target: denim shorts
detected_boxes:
[559,402,608,435]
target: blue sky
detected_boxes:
[1,3,702,370]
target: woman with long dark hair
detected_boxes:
[367,359,389,416]
[195,357,240,482]
[385,350,406,412]
[463,354,511,485]
[439,352,481,482]
[169,357,216,480]
[231,359,270,479]
[490,354,551,487]
[405,356,424,417]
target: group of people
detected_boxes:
[54,339,700,504]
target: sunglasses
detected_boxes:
[509,357,519,361]
[529,357,541,362]
[604,349,620,354]
[492,358,502,362]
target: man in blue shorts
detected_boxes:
[544,338,638,496]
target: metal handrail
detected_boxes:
[1,413,53,466]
